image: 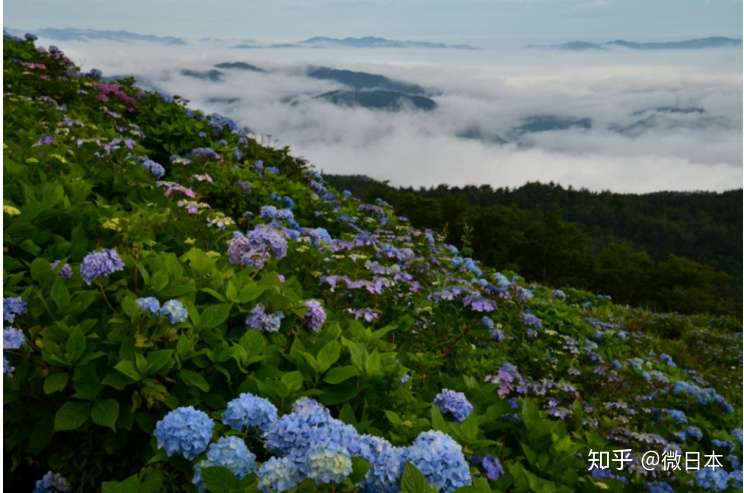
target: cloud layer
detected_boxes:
[56,40,742,192]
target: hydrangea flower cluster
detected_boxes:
[304,442,353,484]
[404,431,472,493]
[672,381,734,413]
[140,158,166,179]
[485,362,526,397]
[50,260,73,279]
[154,406,214,459]
[223,392,278,432]
[160,299,189,324]
[303,300,326,332]
[472,455,504,481]
[3,296,28,323]
[4,327,25,350]
[246,304,284,333]
[228,225,288,269]
[433,389,474,422]
[80,248,125,285]
[193,437,257,492]
[136,296,161,315]
[33,470,71,493]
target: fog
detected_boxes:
[50,39,742,192]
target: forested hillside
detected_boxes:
[326,176,742,316]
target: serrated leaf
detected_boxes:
[316,340,341,373]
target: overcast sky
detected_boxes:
[4,0,743,44]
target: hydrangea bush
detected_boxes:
[3,36,742,493]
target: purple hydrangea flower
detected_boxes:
[246,304,284,333]
[80,249,125,285]
[141,159,166,179]
[50,260,73,279]
[136,297,161,315]
[228,225,288,269]
[3,296,28,323]
[3,327,25,349]
[304,300,326,332]
[33,471,71,493]
[433,389,474,422]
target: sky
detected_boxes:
[4,0,743,44]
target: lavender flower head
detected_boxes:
[246,304,284,333]
[3,296,28,323]
[80,248,124,285]
[304,299,326,332]
[228,225,288,269]
[154,406,214,459]
[3,327,25,349]
[434,389,474,423]
[50,260,73,279]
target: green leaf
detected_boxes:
[201,303,232,329]
[43,372,69,394]
[114,360,141,381]
[65,326,86,364]
[30,257,54,284]
[180,369,210,392]
[146,349,174,375]
[201,466,238,493]
[225,281,238,303]
[50,279,70,311]
[150,270,169,292]
[351,457,371,483]
[324,365,358,384]
[400,463,436,493]
[54,400,91,431]
[280,371,303,393]
[365,350,382,378]
[316,340,341,373]
[91,398,119,431]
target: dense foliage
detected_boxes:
[3,35,742,493]
[325,176,742,316]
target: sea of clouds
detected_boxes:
[50,38,742,192]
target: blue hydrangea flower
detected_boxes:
[304,442,353,485]
[521,312,542,329]
[3,296,28,323]
[50,260,73,280]
[3,327,25,349]
[404,430,472,493]
[664,409,687,424]
[552,289,567,300]
[136,297,161,315]
[359,438,405,493]
[33,470,71,493]
[304,300,326,332]
[472,455,504,481]
[193,436,257,492]
[433,389,473,423]
[677,426,703,442]
[154,406,214,459]
[141,159,166,179]
[160,299,189,324]
[646,481,674,493]
[695,468,729,491]
[223,392,278,432]
[246,304,284,333]
[257,456,302,493]
[659,353,676,368]
[711,439,734,451]
[729,470,743,489]
[4,355,15,376]
[80,249,125,285]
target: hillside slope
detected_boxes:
[3,35,742,493]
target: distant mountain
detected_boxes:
[10,27,187,45]
[214,62,264,72]
[234,36,475,50]
[511,115,592,135]
[313,90,437,111]
[306,66,428,95]
[179,69,225,82]
[529,36,742,51]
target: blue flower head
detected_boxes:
[433,389,474,423]
[141,159,166,179]
[304,442,353,485]
[646,481,674,493]
[160,299,189,324]
[695,468,729,491]
[3,327,25,349]
[136,297,161,315]
[80,249,125,285]
[154,406,214,459]
[193,436,257,492]
[257,456,302,493]
[33,470,71,493]
[404,430,472,493]
[3,296,28,323]
[50,260,73,280]
[223,392,278,433]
